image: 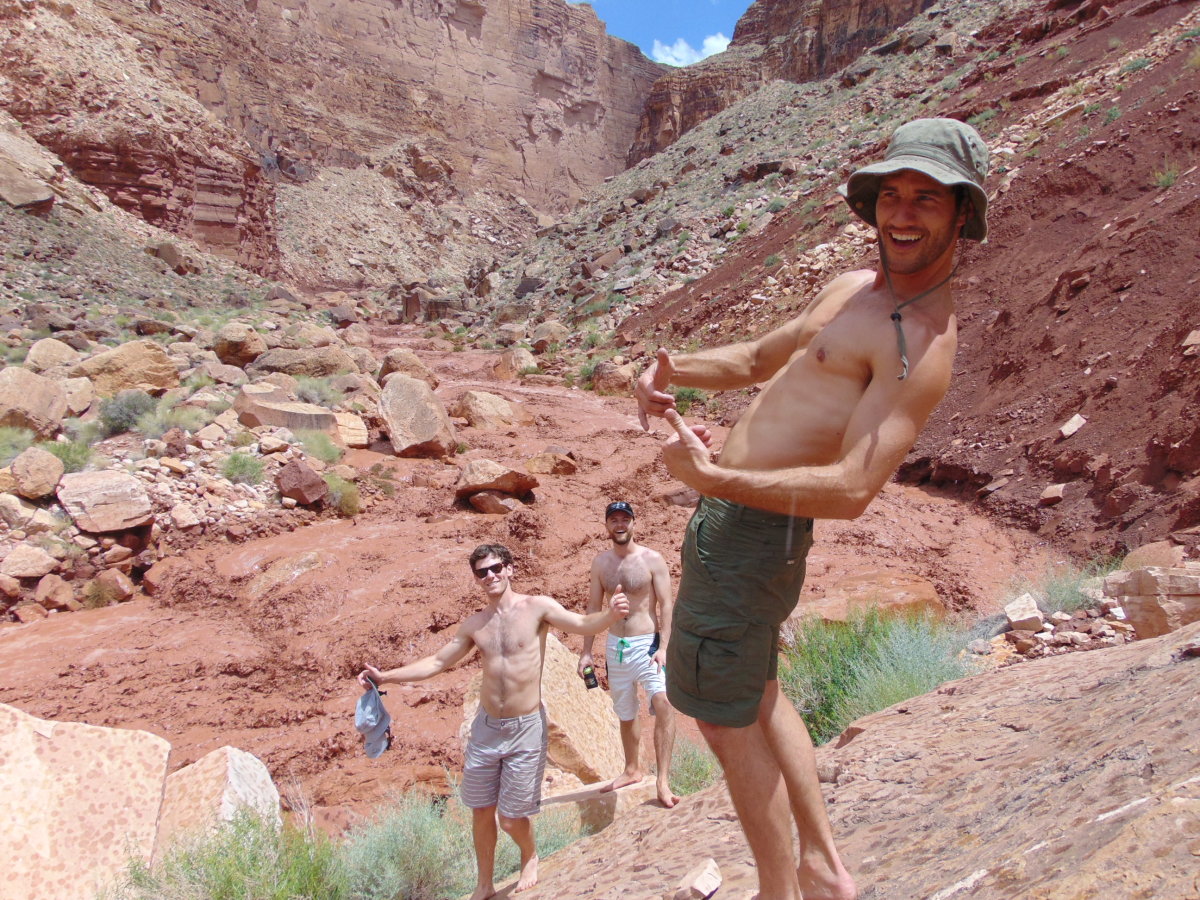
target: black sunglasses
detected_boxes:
[473,562,506,578]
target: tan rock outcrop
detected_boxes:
[23,338,81,374]
[0,366,68,437]
[0,543,59,578]
[378,348,438,389]
[454,458,538,500]
[70,341,180,397]
[449,390,529,430]
[155,745,281,862]
[1104,565,1200,638]
[493,346,538,381]
[56,470,155,533]
[213,323,268,368]
[378,374,457,458]
[233,384,338,434]
[0,703,170,900]
[10,445,64,499]
[245,347,360,379]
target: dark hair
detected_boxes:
[469,543,513,571]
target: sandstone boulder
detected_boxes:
[378,374,457,458]
[469,490,522,514]
[525,453,578,476]
[493,346,537,381]
[531,320,570,353]
[0,543,59,578]
[276,460,329,505]
[233,384,338,434]
[0,366,68,437]
[794,571,945,623]
[377,348,438,388]
[1005,591,1045,632]
[0,492,58,533]
[0,703,169,900]
[93,568,136,603]
[212,323,268,367]
[246,346,360,379]
[333,412,369,448]
[10,445,64,499]
[57,471,155,533]
[1104,566,1200,638]
[71,341,179,396]
[449,390,528,430]
[590,359,637,394]
[24,337,81,373]
[61,377,95,416]
[155,746,281,862]
[34,573,76,611]
[454,459,538,500]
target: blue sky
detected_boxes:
[574,1,753,66]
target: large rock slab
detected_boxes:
[245,346,360,378]
[70,340,180,396]
[793,571,944,624]
[0,543,59,578]
[0,702,170,900]
[10,445,64,499]
[56,470,155,533]
[0,366,68,437]
[1104,565,1200,638]
[378,348,438,388]
[454,458,538,500]
[233,383,338,433]
[23,337,81,374]
[155,745,281,862]
[378,374,457,458]
[449,390,530,430]
[212,322,267,367]
[525,622,1200,900]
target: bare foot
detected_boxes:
[468,883,496,900]
[601,771,642,793]
[656,779,680,808]
[514,854,539,892]
[797,856,857,900]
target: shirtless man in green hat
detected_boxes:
[636,118,989,900]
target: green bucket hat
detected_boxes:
[839,118,990,241]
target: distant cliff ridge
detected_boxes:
[629,0,929,163]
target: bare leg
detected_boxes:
[604,717,643,791]
[758,680,857,900]
[498,814,539,892]
[698,717,801,900]
[650,692,679,808]
[469,806,498,900]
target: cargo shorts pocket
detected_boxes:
[669,621,771,705]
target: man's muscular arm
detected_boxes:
[661,349,951,519]
[578,562,606,677]
[359,624,476,687]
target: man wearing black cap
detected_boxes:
[579,501,679,808]
[635,118,989,900]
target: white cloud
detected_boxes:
[651,32,730,67]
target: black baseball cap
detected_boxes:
[605,501,635,519]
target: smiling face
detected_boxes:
[605,511,634,546]
[875,170,967,277]
[472,554,512,597]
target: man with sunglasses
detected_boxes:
[358,543,628,900]
[578,500,679,808]
[636,119,989,900]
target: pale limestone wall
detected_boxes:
[0,703,170,900]
[155,745,282,863]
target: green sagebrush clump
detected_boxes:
[221,451,264,485]
[779,608,975,746]
[99,390,158,436]
[40,439,93,473]
[0,425,34,466]
[323,474,360,517]
[297,429,343,464]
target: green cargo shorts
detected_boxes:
[666,496,814,728]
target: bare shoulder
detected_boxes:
[639,545,669,568]
[810,269,875,312]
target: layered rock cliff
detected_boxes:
[628,0,930,163]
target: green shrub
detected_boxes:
[670,737,720,796]
[518,365,543,377]
[578,358,599,385]
[135,400,215,439]
[767,198,787,213]
[778,608,974,745]
[764,254,782,268]
[967,108,997,129]
[1153,160,1180,188]
[1120,57,1151,74]
[721,205,735,217]
[672,386,706,416]
[99,390,158,435]
[109,808,344,900]
[221,452,264,485]
[736,220,750,234]
[323,474,360,517]
[1104,105,1122,124]
[297,429,343,464]
[295,376,345,408]
[0,426,34,466]
[40,440,92,473]
[231,429,257,448]
[82,579,123,610]
[1009,556,1122,616]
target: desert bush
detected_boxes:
[40,439,93,473]
[99,390,158,435]
[1007,557,1122,616]
[767,198,787,213]
[297,429,343,464]
[764,254,782,268]
[0,426,34,466]
[1120,57,1151,74]
[323,474,360,517]
[779,608,973,745]
[672,386,706,416]
[135,400,215,439]
[231,429,257,448]
[670,737,721,796]
[221,451,264,485]
[107,808,344,900]
[82,579,123,610]
[1153,159,1180,188]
